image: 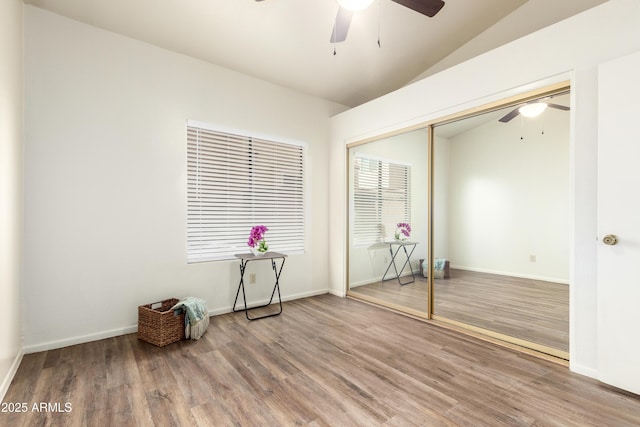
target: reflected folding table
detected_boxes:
[233,252,287,320]
[381,241,418,285]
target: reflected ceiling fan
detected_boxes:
[330,0,446,43]
[499,98,570,123]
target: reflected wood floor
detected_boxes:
[351,269,569,352]
[4,294,636,426]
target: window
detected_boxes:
[353,154,411,246]
[187,122,305,262]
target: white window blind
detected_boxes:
[353,154,411,246]
[187,124,305,262]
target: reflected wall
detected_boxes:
[433,100,570,282]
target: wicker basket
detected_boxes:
[138,298,185,347]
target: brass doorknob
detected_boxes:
[603,234,618,246]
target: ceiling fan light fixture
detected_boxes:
[519,102,548,118]
[337,0,374,11]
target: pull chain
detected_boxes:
[377,0,381,48]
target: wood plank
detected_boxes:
[2,294,637,426]
[351,269,569,352]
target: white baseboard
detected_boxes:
[287,288,331,301]
[215,288,331,313]
[569,361,598,379]
[0,348,24,402]
[23,325,138,354]
[451,265,569,285]
[328,289,346,297]
[23,289,331,354]
[350,271,418,288]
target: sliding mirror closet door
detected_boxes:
[432,91,571,358]
[347,129,430,317]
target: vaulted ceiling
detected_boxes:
[25,0,606,107]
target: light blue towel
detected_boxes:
[423,258,447,271]
[171,297,209,340]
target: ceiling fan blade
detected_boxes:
[499,101,569,123]
[391,0,445,17]
[330,7,353,43]
[499,107,522,123]
[547,103,570,111]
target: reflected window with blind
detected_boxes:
[187,121,305,262]
[353,153,411,247]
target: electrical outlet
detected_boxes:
[249,273,256,284]
[529,254,537,262]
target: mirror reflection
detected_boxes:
[347,90,570,357]
[433,92,570,355]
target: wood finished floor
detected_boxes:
[4,294,638,426]
[350,269,569,352]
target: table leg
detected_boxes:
[396,244,416,285]
[381,244,417,285]
[232,257,285,320]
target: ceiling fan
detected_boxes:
[499,98,570,123]
[330,0,446,43]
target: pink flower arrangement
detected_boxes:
[248,225,269,252]
[395,222,411,240]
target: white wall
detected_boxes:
[446,108,570,282]
[433,135,450,261]
[0,0,24,400]
[410,0,607,83]
[0,0,22,401]
[23,6,346,352]
[329,0,640,378]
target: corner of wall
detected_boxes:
[0,350,24,402]
[0,0,25,405]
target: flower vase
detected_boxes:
[251,238,269,256]
[394,228,408,241]
[251,248,267,257]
